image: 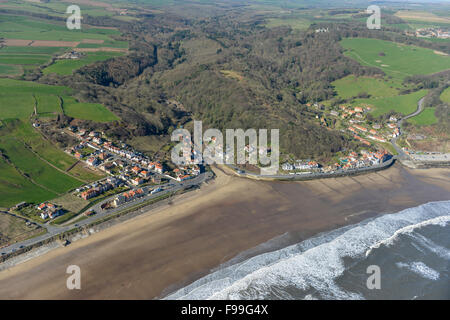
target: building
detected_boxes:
[81,189,99,200]
[354,125,368,132]
[154,163,163,174]
[387,123,397,129]
[139,170,150,178]
[132,166,141,174]
[48,209,64,219]
[14,202,27,210]
[177,175,192,182]
[98,152,108,160]
[113,195,126,207]
[86,157,99,166]
[131,178,144,186]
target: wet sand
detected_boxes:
[0,164,449,299]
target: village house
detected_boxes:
[154,163,164,174]
[98,152,108,161]
[132,166,141,174]
[177,174,192,182]
[139,170,150,178]
[387,123,397,129]
[131,178,144,186]
[354,125,368,132]
[86,157,99,166]
[81,188,99,200]
[93,137,103,145]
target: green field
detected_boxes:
[0,15,120,42]
[0,119,105,207]
[0,13,126,76]
[63,98,119,122]
[0,131,82,194]
[407,107,438,126]
[0,46,68,75]
[43,51,123,75]
[0,157,57,208]
[341,38,450,80]
[0,64,21,75]
[440,87,450,104]
[354,89,428,117]
[0,78,118,122]
[332,75,402,99]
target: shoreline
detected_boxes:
[0,164,449,299]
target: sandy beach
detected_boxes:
[0,164,449,299]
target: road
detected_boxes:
[0,172,213,256]
[391,97,425,159]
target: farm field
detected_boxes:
[0,46,68,75]
[0,64,21,75]
[43,51,123,75]
[0,119,105,207]
[0,12,126,76]
[340,38,450,80]
[0,157,58,208]
[0,135,82,194]
[0,78,118,122]
[407,107,438,126]
[353,89,428,117]
[332,75,402,100]
[62,97,119,122]
[0,15,120,42]
[394,10,450,24]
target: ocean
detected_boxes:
[165,200,450,300]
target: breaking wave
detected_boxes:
[165,200,450,300]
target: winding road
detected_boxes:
[390,97,425,159]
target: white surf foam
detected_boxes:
[396,262,440,281]
[165,200,450,300]
[365,215,450,257]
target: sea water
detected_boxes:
[165,200,450,300]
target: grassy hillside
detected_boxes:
[0,78,118,122]
[0,156,57,207]
[43,51,124,75]
[407,107,438,126]
[0,15,119,42]
[354,89,428,117]
[332,75,401,99]
[341,38,450,80]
